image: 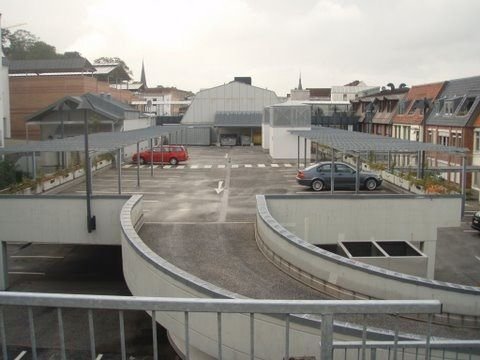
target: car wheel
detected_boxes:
[365,178,377,191]
[169,158,178,165]
[311,179,324,191]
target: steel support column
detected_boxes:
[355,155,360,194]
[461,155,467,217]
[136,142,140,187]
[117,148,122,195]
[83,109,95,233]
[304,138,307,168]
[330,148,335,194]
[150,138,154,177]
[32,152,37,180]
[0,242,8,290]
[297,136,300,169]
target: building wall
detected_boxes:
[182,82,279,125]
[9,75,135,139]
[0,58,10,146]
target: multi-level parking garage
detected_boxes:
[0,130,479,359]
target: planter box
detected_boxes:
[410,184,426,195]
[42,177,60,191]
[74,169,85,178]
[59,172,74,184]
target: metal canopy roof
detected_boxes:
[0,127,174,154]
[290,127,468,154]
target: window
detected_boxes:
[318,164,331,173]
[335,164,354,173]
[444,101,454,115]
[475,131,480,152]
[458,97,476,116]
[439,135,449,146]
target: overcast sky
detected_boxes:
[2,0,480,95]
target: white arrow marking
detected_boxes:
[215,180,224,194]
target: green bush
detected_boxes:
[0,160,20,190]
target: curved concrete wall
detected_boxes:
[120,195,373,360]
[255,195,480,323]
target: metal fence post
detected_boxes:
[321,314,333,360]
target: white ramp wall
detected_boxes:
[0,195,129,245]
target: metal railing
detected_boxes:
[0,292,478,360]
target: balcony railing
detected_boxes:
[0,292,478,360]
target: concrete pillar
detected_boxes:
[0,242,8,290]
[117,148,122,195]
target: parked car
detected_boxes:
[132,145,189,165]
[471,211,480,231]
[296,161,383,191]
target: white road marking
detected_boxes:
[143,200,160,203]
[163,165,172,169]
[463,230,478,233]
[245,164,252,168]
[217,165,226,169]
[76,191,166,195]
[271,164,279,167]
[190,165,199,169]
[225,153,228,159]
[475,256,480,262]
[215,180,225,194]
[257,164,266,168]
[176,165,185,169]
[11,256,63,259]
[14,351,27,360]
[9,272,45,276]
[204,165,212,169]
[96,354,103,360]
[122,165,132,168]
[283,164,292,167]
[145,221,254,224]
[231,164,239,168]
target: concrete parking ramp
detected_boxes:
[256,194,480,326]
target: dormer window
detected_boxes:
[444,101,454,115]
[458,97,476,116]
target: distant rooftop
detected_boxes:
[9,58,95,74]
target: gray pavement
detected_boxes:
[61,146,480,339]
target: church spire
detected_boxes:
[297,72,303,90]
[140,59,147,88]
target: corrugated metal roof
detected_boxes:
[214,111,262,127]
[26,93,139,123]
[290,127,467,153]
[0,127,175,154]
[9,58,95,73]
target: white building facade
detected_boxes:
[0,15,11,147]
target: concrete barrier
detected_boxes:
[255,194,480,325]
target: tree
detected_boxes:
[1,28,82,60]
[25,41,57,59]
[3,29,38,59]
[94,56,133,76]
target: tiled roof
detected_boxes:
[426,75,480,127]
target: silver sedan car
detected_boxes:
[296,161,383,191]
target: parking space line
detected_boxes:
[204,165,212,169]
[463,230,477,233]
[258,164,266,168]
[163,165,172,169]
[122,165,132,169]
[143,200,160,203]
[176,165,185,169]
[96,354,103,360]
[283,164,292,167]
[218,165,226,169]
[271,164,279,167]
[245,164,252,168]
[231,164,239,168]
[14,351,27,360]
[9,272,45,276]
[190,165,199,169]
[11,256,64,259]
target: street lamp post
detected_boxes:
[78,98,96,233]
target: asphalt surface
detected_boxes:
[6,146,480,358]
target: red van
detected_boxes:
[132,145,189,165]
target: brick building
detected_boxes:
[9,58,135,140]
